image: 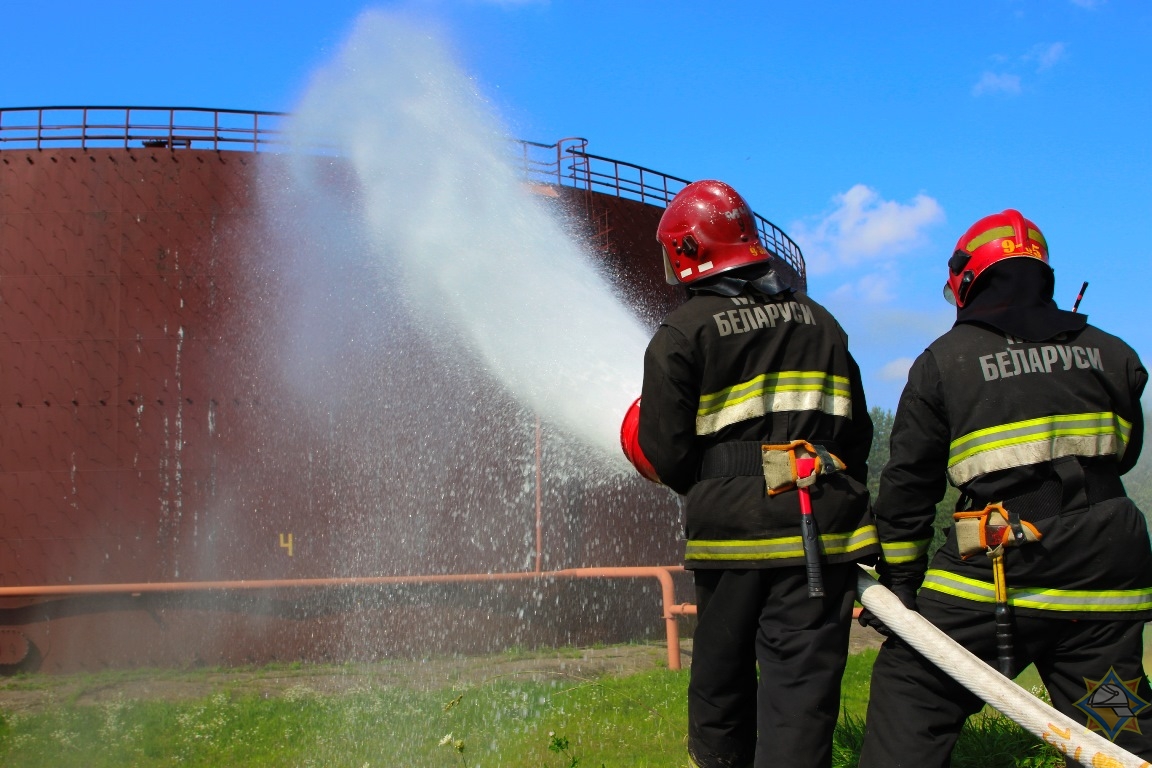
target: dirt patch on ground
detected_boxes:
[848,622,886,655]
[0,626,884,715]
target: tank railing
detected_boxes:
[561,147,690,206]
[0,106,806,282]
[557,137,590,187]
[547,145,807,284]
[0,106,290,152]
[515,138,565,184]
[0,566,697,671]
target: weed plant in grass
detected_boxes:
[0,649,1063,767]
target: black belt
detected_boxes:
[965,457,1126,522]
[698,441,840,480]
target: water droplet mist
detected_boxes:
[243,9,681,623]
[280,12,649,465]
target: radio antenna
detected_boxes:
[1072,281,1089,313]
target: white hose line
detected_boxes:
[856,567,1150,768]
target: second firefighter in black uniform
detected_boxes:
[620,180,878,768]
[858,209,1152,766]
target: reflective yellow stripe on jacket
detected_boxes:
[922,569,1152,613]
[685,525,878,562]
[881,539,932,564]
[947,411,1132,486]
[696,371,852,436]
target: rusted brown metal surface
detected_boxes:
[0,113,805,673]
[0,146,687,672]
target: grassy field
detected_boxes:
[0,646,1066,768]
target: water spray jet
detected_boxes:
[279,12,650,474]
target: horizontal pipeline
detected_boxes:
[0,565,696,670]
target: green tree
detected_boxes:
[1123,410,1152,535]
[866,406,894,499]
[866,406,960,558]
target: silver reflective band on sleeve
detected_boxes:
[922,569,1152,613]
[685,525,878,562]
[946,412,1132,486]
[696,371,852,436]
[881,539,931,564]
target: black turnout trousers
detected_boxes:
[858,598,1152,768]
[689,563,857,768]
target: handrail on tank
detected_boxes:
[0,565,696,671]
[534,142,807,285]
[0,106,290,152]
[0,106,806,285]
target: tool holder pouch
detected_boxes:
[953,502,1042,560]
[760,440,846,496]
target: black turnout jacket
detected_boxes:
[876,320,1152,620]
[639,285,877,570]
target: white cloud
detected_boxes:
[878,357,915,382]
[790,184,944,274]
[973,42,1063,97]
[972,72,1022,96]
[811,302,955,409]
[1029,42,1066,72]
[831,274,895,305]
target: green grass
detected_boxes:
[840,648,878,716]
[0,649,1065,768]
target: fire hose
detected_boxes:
[856,566,1151,767]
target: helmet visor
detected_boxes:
[661,246,680,285]
[943,283,957,306]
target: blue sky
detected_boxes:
[3,0,1149,410]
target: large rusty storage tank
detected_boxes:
[0,107,805,672]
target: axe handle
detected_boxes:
[995,604,1016,677]
[795,458,825,598]
[991,550,1016,677]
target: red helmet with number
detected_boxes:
[945,209,1050,307]
[657,180,772,285]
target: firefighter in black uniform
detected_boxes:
[858,209,1152,767]
[619,180,878,768]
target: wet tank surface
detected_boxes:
[0,146,681,671]
[0,107,804,673]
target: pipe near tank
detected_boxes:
[0,565,694,670]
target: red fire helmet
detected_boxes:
[945,209,1050,307]
[620,398,660,484]
[657,180,773,285]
